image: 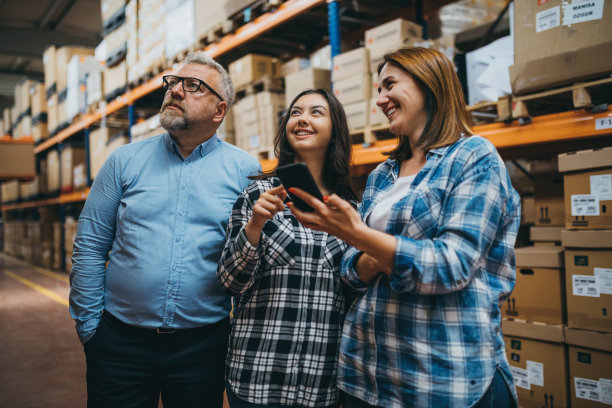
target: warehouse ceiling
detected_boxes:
[0,0,102,111]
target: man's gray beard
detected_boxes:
[160,109,188,130]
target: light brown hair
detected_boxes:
[378,46,473,162]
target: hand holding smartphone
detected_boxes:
[275,162,324,212]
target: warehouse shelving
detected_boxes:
[3,0,612,271]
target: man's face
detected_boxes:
[159,63,223,131]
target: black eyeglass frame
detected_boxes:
[162,75,224,101]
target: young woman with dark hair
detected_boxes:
[217,89,356,408]
[288,47,521,408]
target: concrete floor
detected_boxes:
[0,253,231,408]
[0,253,86,408]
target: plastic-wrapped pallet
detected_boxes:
[66,55,103,123]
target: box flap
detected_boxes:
[558,146,612,173]
[515,246,564,268]
[562,230,612,248]
[502,319,564,343]
[564,327,612,353]
[530,226,563,242]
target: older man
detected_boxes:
[69,52,260,407]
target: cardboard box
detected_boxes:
[365,18,422,71]
[508,246,565,324]
[100,0,126,25]
[229,54,279,88]
[503,321,569,408]
[344,100,369,131]
[310,45,332,70]
[43,45,57,97]
[284,68,331,107]
[47,149,60,194]
[510,0,612,94]
[66,55,102,123]
[0,139,35,179]
[55,46,95,95]
[47,93,58,134]
[562,230,612,249]
[368,96,387,127]
[559,147,612,230]
[530,226,563,243]
[89,126,126,179]
[332,47,370,81]
[563,230,612,334]
[533,162,565,226]
[281,57,310,77]
[332,74,371,105]
[103,60,127,99]
[565,328,612,408]
[60,145,85,193]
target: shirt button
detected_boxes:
[176,237,180,242]
[181,184,186,190]
[179,210,184,216]
[172,266,177,271]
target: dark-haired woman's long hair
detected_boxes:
[251,88,356,201]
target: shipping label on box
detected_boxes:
[332,74,371,105]
[332,47,370,81]
[565,245,612,334]
[563,169,612,229]
[569,345,612,408]
[504,335,569,408]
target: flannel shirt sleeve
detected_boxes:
[390,146,517,295]
[217,184,264,295]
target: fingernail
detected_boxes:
[287,202,293,207]
[323,196,329,201]
[288,188,295,193]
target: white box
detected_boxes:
[332,74,371,105]
[344,100,369,130]
[332,47,370,81]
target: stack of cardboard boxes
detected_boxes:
[88,126,130,181]
[331,48,371,131]
[558,147,612,408]
[502,149,612,407]
[229,54,284,158]
[100,0,128,101]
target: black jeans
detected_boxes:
[84,312,229,408]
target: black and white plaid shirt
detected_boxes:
[217,178,353,408]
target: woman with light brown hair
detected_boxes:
[287,46,521,407]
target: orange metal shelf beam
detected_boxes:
[205,0,325,58]
[1,188,91,211]
[477,106,612,148]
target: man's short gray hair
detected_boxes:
[184,52,234,107]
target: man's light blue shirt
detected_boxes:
[69,132,261,344]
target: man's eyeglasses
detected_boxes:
[162,75,224,101]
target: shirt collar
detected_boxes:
[164,132,220,159]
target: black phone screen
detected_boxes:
[276,163,324,212]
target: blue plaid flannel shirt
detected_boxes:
[338,135,521,408]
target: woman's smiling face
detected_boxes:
[286,93,333,159]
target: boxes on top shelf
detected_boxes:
[564,327,612,407]
[229,54,280,89]
[562,229,612,334]
[101,0,126,29]
[333,74,371,105]
[281,57,310,77]
[331,47,370,82]
[284,68,330,107]
[558,147,612,230]
[310,45,331,70]
[104,22,127,67]
[55,46,95,95]
[66,55,103,124]
[510,0,612,95]
[365,18,423,71]
[43,45,57,98]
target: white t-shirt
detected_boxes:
[367,175,415,231]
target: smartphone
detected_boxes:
[275,162,324,212]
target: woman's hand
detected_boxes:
[245,185,287,246]
[286,188,365,247]
[288,187,398,276]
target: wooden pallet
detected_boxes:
[197,20,236,47]
[127,60,166,90]
[466,75,612,124]
[511,75,612,122]
[350,124,395,144]
[235,76,284,100]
